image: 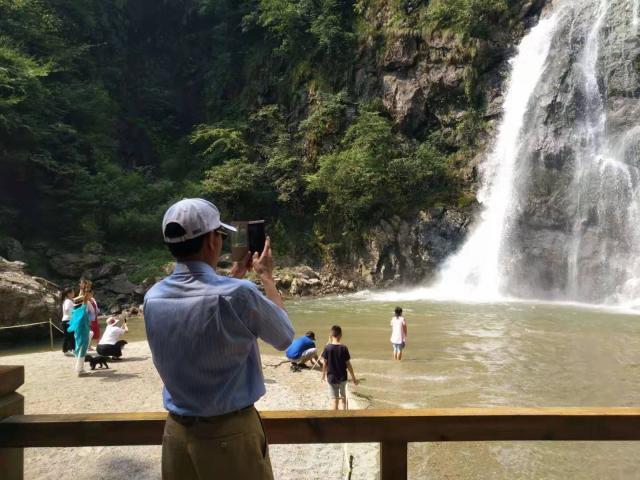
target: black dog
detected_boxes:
[84,355,110,370]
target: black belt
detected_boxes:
[169,404,254,425]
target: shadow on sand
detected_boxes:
[115,356,149,362]
[88,370,141,381]
[97,452,159,479]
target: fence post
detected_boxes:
[0,366,25,480]
[380,441,407,480]
[49,319,53,351]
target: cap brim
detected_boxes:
[219,221,237,233]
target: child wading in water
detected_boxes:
[321,325,358,410]
[390,307,407,360]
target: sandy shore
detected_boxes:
[1,341,378,480]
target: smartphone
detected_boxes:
[231,222,249,262]
[231,220,266,261]
[248,220,266,255]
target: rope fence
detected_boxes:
[0,318,63,350]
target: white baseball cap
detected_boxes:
[162,198,237,244]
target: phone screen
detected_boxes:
[248,220,266,255]
[231,222,249,261]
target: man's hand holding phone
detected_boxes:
[253,237,285,311]
[252,236,274,279]
[230,252,252,279]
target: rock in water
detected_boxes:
[0,257,59,328]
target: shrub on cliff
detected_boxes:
[308,109,449,234]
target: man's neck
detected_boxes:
[330,338,341,345]
[176,258,217,269]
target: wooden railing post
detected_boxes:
[0,366,25,480]
[380,441,407,480]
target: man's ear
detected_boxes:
[207,231,217,252]
[209,231,223,254]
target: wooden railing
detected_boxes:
[3,365,640,480]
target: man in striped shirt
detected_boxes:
[144,198,294,480]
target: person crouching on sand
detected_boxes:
[286,331,321,370]
[321,325,358,410]
[390,306,407,360]
[97,316,128,359]
[68,292,91,376]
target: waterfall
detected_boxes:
[428,11,563,301]
[429,0,640,306]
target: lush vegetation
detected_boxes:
[0,0,529,265]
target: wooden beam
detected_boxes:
[380,441,407,480]
[0,366,25,480]
[0,366,24,397]
[4,408,640,448]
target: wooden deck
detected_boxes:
[3,365,640,480]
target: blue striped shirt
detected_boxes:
[144,261,294,416]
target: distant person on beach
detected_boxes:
[80,279,100,348]
[144,198,294,480]
[286,331,321,370]
[60,286,75,354]
[390,306,407,360]
[321,325,358,410]
[68,292,91,376]
[97,316,128,359]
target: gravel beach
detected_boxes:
[2,341,378,480]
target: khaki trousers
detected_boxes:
[162,406,274,480]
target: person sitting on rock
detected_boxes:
[285,331,321,369]
[97,316,128,359]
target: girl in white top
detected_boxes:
[61,287,75,354]
[390,306,407,360]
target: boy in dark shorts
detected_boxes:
[321,325,358,410]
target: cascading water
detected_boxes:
[428,11,562,302]
[429,0,640,306]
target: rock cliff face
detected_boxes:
[358,1,548,138]
[0,257,59,329]
[346,1,549,287]
[356,208,472,287]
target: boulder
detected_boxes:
[82,242,106,256]
[0,257,59,328]
[362,209,472,286]
[289,278,303,296]
[296,265,319,280]
[102,273,137,295]
[49,253,102,279]
[277,274,293,289]
[0,237,26,262]
[82,262,122,281]
[218,254,233,269]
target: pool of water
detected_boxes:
[270,295,640,479]
[3,294,640,478]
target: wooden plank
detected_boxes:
[0,366,24,397]
[0,412,166,447]
[4,408,640,448]
[0,393,24,480]
[380,441,407,480]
